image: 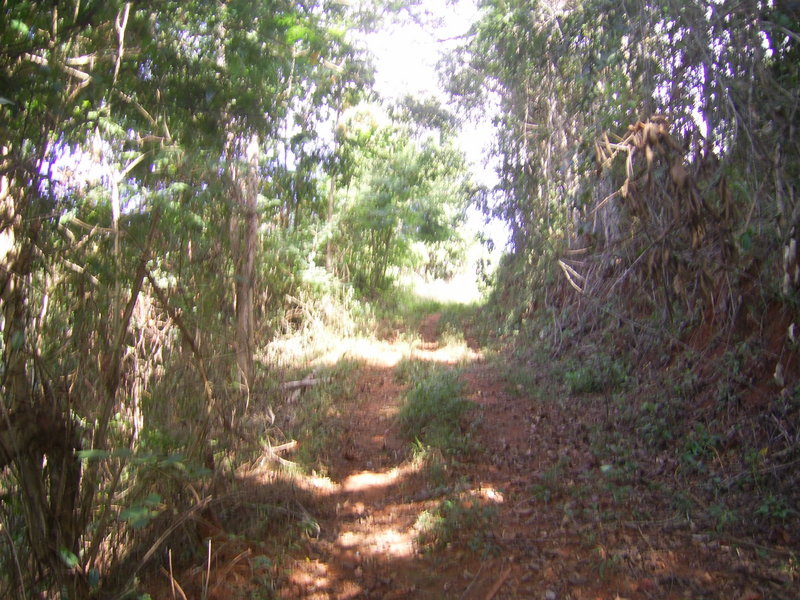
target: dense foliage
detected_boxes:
[330,108,470,292]
[0,1,470,596]
[451,0,799,322]
[448,0,800,544]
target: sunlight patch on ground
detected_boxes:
[336,527,415,559]
[409,339,481,365]
[316,337,406,369]
[244,460,423,497]
[468,486,505,504]
[341,466,408,493]
[312,335,481,369]
[261,328,349,370]
[286,561,330,592]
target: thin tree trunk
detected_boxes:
[230,134,259,394]
[326,100,343,272]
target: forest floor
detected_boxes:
[151,301,798,599]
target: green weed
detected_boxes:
[708,502,738,531]
[409,439,450,488]
[680,423,720,473]
[288,360,360,474]
[398,370,475,455]
[414,497,498,556]
[563,353,627,394]
[371,286,445,331]
[248,556,276,600]
[395,357,434,384]
[756,493,794,522]
[594,547,623,580]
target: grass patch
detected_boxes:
[371,286,447,331]
[394,356,436,384]
[414,496,498,556]
[563,352,627,394]
[398,369,476,456]
[371,285,484,340]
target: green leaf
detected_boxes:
[161,453,185,467]
[110,448,133,459]
[88,568,100,589]
[9,330,25,350]
[10,20,30,36]
[77,449,110,461]
[143,493,162,507]
[286,24,309,44]
[119,505,160,529]
[600,464,614,474]
[59,547,79,569]
[738,229,753,252]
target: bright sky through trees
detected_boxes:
[365,0,508,253]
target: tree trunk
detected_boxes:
[230,134,259,393]
[326,101,343,272]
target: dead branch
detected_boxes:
[281,376,330,391]
[557,259,585,294]
[270,440,298,454]
[484,566,512,600]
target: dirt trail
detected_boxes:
[276,312,475,599]
[271,313,791,599]
[272,312,550,599]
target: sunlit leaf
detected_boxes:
[77,449,110,461]
[286,24,309,44]
[10,20,30,36]
[59,548,79,569]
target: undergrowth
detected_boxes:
[280,359,361,476]
[485,289,799,553]
[371,284,483,340]
[414,495,499,557]
[398,369,477,456]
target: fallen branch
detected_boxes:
[160,564,188,600]
[558,259,585,294]
[484,566,512,600]
[270,440,298,454]
[210,549,252,597]
[251,441,300,469]
[281,377,329,391]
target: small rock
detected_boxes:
[567,574,587,586]
[545,590,557,600]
